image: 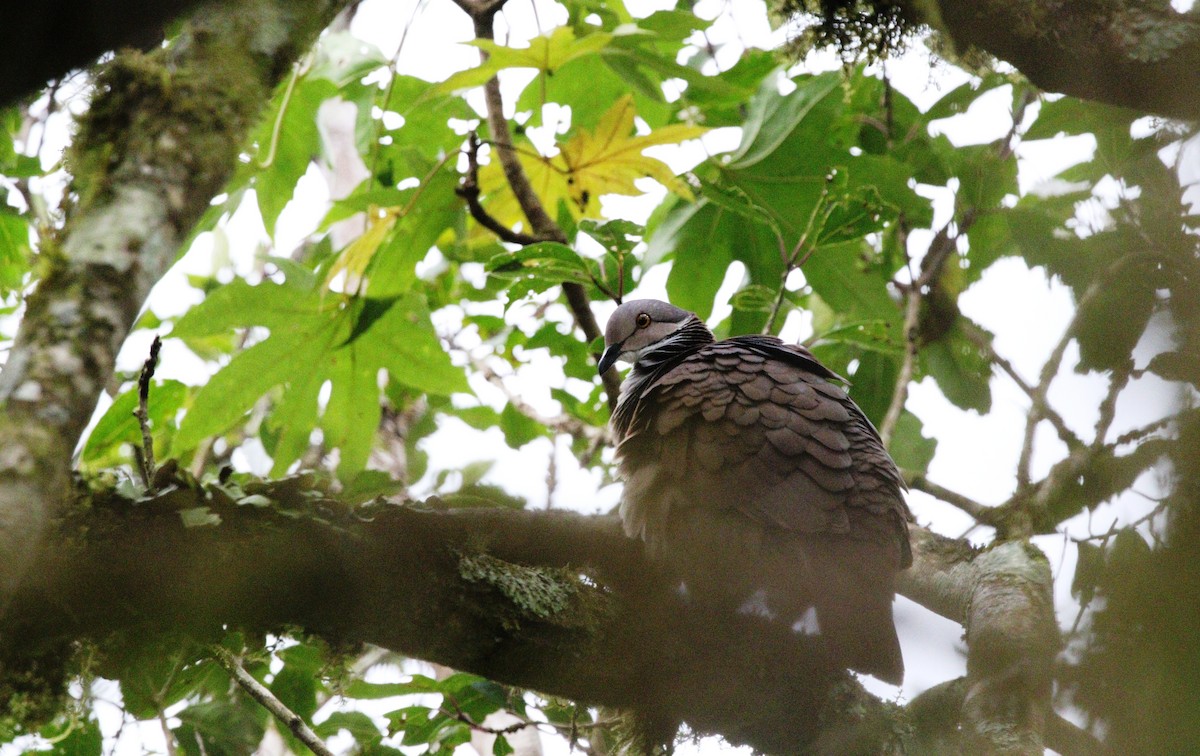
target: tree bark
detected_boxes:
[2,473,1069,754]
[4,476,912,753]
[0,0,349,617]
[922,0,1200,121]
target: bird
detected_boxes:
[599,299,912,683]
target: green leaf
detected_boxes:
[802,241,898,323]
[173,276,464,477]
[1074,259,1159,373]
[322,339,384,476]
[0,207,29,293]
[171,277,326,338]
[888,411,937,475]
[729,284,777,312]
[1023,97,1138,168]
[444,676,507,723]
[440,27,613,92]
[384,76,476,159]
[920,320,993,413]
[728,71,842,169]
[493,734,515,756]
[175,698,266,756]
[47,718,102,756]
[955,143,1018,216]
[845,350,897,426]
[174,325,331,454]
[363,165,462,297]
[500,404,542,448]
[516,52,670,130]
[816,320,903,356]
[486,242,595,291]
[923,73,1012,121]
[314,711,383,743]
[251,77,338,236]
[363,292,470,396]
[346,675,440,699]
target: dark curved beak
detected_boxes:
[598,343,622,375]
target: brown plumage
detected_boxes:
[601,299,911,683]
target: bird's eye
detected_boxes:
[635,313,651,328]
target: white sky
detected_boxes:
[5,0,1190,753]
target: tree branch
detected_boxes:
[917,0,1200,121]
[457,132,549,246]
[6,477,910,754]
[212,645,335,756]
[897,524,1059,753]
[960,319,1083,453]
[904,471,997,526]
[0,0,349,616]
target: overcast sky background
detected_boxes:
[5,0,1192,753]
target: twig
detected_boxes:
[880,284,921,447]
[133,335,162,489]
[1093,362,1132,449]
[904,471,997,525]
[457,132,548,245]
[1114,415,1173,446]
[1017,277,1099,492]
[158,710,179,756]
[880,218,962,446]
[959,319,1083,451]
[1071,496,1169,544]
[211,646,334,756]
[763,182,831,335]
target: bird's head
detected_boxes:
[599,299,698,374]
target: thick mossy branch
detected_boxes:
[2,472,906,754]
[898,527,1059,753]
[776,0,1200,120]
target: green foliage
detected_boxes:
[6,0,1196,752]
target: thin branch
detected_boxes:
[1093,362,1132,449]
[881,218,962,446]
[157,710,178,756]
[879,284,920,447]
[133,335,162,490]
[1114,415,1173,446]
[904,471,996,525]
[763,182,831,335]
[457,132,548,246]
[1018,316,1074,490]
[450,0,619,408]
[211,646,334,756]
[960,319,1083,452]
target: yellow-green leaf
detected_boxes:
[438,27,612,93]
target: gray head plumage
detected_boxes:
[598,299,697,374]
